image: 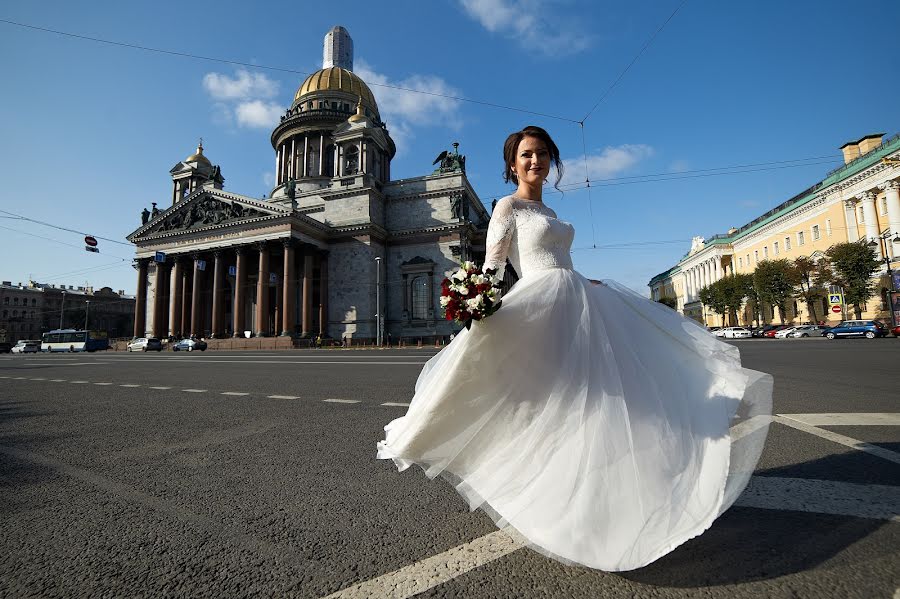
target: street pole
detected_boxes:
[375,257,381,346]
[59,290,66,330]
[84,300,90,331]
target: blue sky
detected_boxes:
[1,0,898,295]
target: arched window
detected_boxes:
[307,136,320,177]
[12,310,18,317]
[411,276,429,320]
[2,310,7,317]
[344,146,359,175]
[13,298,18,305]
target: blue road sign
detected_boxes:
[228,265,236,276]
[197,259,206,271]
[154,251,166,263]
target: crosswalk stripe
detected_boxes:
[221,392,249,396]
[780,413,900,426]
[323,399,360,404]
[381,402,411,407]
[775,415,900,465]
[268,395,300,399]
[119,384,140,388]
[149,386,171,390]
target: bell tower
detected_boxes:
[168,140,224,205]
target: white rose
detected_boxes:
[466,297,483,311]
[440,296,451,307]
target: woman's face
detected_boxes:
[511,135,550,187]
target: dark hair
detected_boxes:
[502,125,564,189]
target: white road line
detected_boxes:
[322,529,525,599]
[49,379,66,382]
[267,395,300,399]
[119,384,141,388]
[93,382,113,386]
[0,375,7,378]
[149,386,172,390]
[323,399,360,404]
[381,402,411,407]
[70,381,89,384]
[12,377,26,380]
[182,389,207,393]
[71,362,111,366]
[29,377,47,381]
[780,413,900,426]
[221,392,249,396]
[735,476,900,522]
[775,415,900,465]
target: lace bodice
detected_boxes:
[483,196,575,279]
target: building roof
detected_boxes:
[293,67,378,115]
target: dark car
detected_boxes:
[763,325,790,338]
[0,342,11,354]
[753,325,778,337]
[824,320,888,339]
[172,337,207,352]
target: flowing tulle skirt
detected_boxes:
[376,268,772,571]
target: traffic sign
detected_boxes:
[197,259,206,271]
[228,265,236,276]
[84,235,98,247]
[831,305,842,314]
[828,293,843,305]
[85,246,99,253]
[154,251,166,263]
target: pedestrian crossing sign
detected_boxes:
[828,293,843,305]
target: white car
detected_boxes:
[11,340,40,353]
[127,337,163,352]
[774,327,798,338]
[721,327,752,339]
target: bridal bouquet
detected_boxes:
[440,261,503,329]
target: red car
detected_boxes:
[763,325,790,338]
[892,324,900,338]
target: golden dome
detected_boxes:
[348,98,367,123]
[294,67,378,114]
[185,142,211,166]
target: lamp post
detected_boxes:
[374,257,382,346]
[84,300,90,331]
[869,231,900,328]
[58,290,66,330]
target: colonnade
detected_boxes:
[842,179,900,258]
[683,257,722,303]
[135,241,328,340]
[274,132,388,187]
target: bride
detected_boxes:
[377,126,773,571]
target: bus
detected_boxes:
[42,329,110,352]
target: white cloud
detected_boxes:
[459,0,592,57]
[203,69,283,130]
[668,159,690,173]
[235,100,282,129]
[262,171,275,188]
[354,60,463,153]
[561,144,655,186]
[202,69,279,101]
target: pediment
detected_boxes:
[128,191,289,241]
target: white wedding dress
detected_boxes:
[376,196,773,571]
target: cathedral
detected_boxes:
[128,26,489,344]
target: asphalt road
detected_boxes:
[0,338,898,598]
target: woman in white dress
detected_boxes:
[377,126,773,571]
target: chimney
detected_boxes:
[839,133,885,164]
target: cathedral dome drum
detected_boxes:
[292,67,378,119]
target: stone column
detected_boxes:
[319,252,328,336]
[190,254,203,337]
[233,247,247,337]
[319,135,325,175]
[281,240,296,336]
[881,180,900,245]
[169,258,184,337]
[303,136,309,177]
[301,251,313,337]
[274,271,283,337]
[289,138,296,180]
[134,259,148,338]
[211,250,225,338]
[152,261,167,339]
[181,266,191,338]
[860,191,881,257]
[255,243,270,336]
[843,199,859,242]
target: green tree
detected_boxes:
[718,275,750,326]
[824,240,881,318]
[699,282,729,326]
[753,259,798,323]
[733,272,759,326]
[656,296,677,309]
[792,256,827,323]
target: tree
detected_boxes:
[792,256,827,323]
[656,296,677,309]
[733,273,759,326]
[824,240,881,319]
[753,259,798,323]
[718,275,750,326]
[699,282,728,326]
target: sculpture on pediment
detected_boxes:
[149,197,266,234]
[432,142,466,174]
[689,236,706,255]
[141,207,150,225]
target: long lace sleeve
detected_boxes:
[483,197,515,281]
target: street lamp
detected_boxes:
[374,257,382,346]
[59,290,66,330]
[84,300,90,331]
[868,231,900,328]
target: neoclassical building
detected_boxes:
[649,133,900,326]
[128,26,489,342]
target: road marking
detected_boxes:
[780,413,900,426]
[221,392,249,396]
[93,382,113,386]
[12,376,26,380]
[49,379,66,382]
[322,529,525,599]
[71,362,111,366]
[323,399,360,404]
[0,375,7,378]
[149,386,172,390]
[29,377,47,381]
[67,358,430,365]
[70,380,89,384]
[183,389,207,393]
[267,395,300,399]
[736,476,900,522]
[119,384,141,388]
[381,402,411,407]
[775,415,900,465]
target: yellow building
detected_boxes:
[649,133,900,327]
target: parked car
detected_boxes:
[127,337,163,352]
[763,325,790,338]
[721,327,752,339]
[824,320,888,339]
[0,341,12,353]
[892,324,900,338]
[753,325,779,337]
[713,328,727,338]
[172,337,207,352]
[774,326,799,339]
[11,340,41,353]
[789,325,830,338]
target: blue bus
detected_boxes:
[42,329,110,352]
